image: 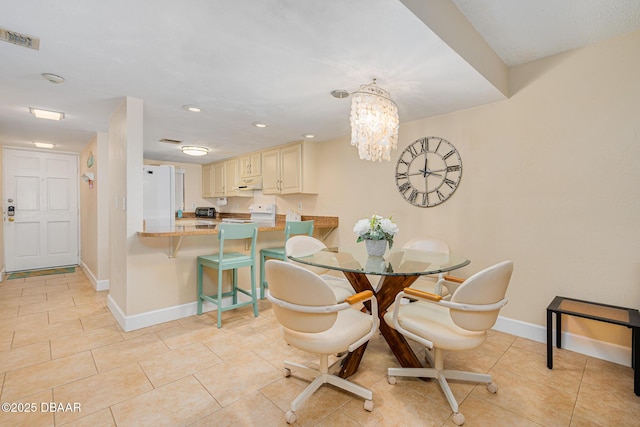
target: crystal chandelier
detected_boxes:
[349,79,399,162]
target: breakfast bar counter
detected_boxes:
[137,215,339,237]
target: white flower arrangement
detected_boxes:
[353,214,399,249]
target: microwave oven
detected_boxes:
[195,207,216,218]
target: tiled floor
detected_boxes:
[1,269,639,426]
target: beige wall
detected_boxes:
[0,148,3,276]
[80,132,109,287]
[313,30,640,346]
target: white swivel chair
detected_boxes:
[265,259,379,424]
[285,235,355,302]
[385,260,514,426]
[403,237,461,297]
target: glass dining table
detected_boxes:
[288,245,470,378]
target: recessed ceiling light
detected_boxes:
[181,146,209,156]
[29,107,65,120]
[252,122,267,128]
[41,73,65,84]
[331,89,350,99]
[183,105,201,113]
[34,142,55,149]
[302,133,315,139]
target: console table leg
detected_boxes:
[547,309,553,369]
[556,313,563,349]
[633,326,639,396]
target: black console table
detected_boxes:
[546,296,640,396]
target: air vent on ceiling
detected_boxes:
[0,27,40,50]
[159,138,182,144]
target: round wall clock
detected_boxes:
[395,137,462,207]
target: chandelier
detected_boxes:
[349,79,399,162]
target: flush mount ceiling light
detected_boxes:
[29,107,65,120]
[302,133,315,139]
[34,142,55,149]
[181,145,209,156]
[41,73,65,84]
[183,105,201,113]
[349,79,399,162]
[330,89,349,99]
[252,122,267,128]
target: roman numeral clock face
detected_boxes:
[395,137,462,207]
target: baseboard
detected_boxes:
[0,266,4,282]
[79,260,109,291]
[493,316,632,367]
[106,294,246,332]
[104,295,632,366]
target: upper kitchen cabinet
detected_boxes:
[239,153,261,178]
[262,140,318,195]
[207,159,252,198]
[212,162,226,197]
[202,163,214,198]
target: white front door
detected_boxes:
[3,148,79,272]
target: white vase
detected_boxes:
[364,239,387,257]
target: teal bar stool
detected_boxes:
[197,222,259,328]
[260,220,314,299]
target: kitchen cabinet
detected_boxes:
[212,162,226,197]
[239,153,261,178]
[209,159,252,198]
[202,164,214,198]
[262,140,317,195]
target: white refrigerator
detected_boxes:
[143,165,175,227]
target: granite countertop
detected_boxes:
[137,215,339,237]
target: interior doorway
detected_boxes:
[3,147,79,272]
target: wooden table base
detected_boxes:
[339,272,423,378]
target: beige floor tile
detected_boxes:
[0,340,51,374]
[445,394,540,426]
[139,341,223,387]
[492,343,585,395]
[0,330,13,352]
[111,375,219,426]
[0,306,18,322]
[117,319,182,341]
[46,288,96,302]
[12,318,84,348]
[57,408,116,426]
[155,320,221,350]
[91,332,169,372]
[349,377,452,427]
[79,309,116,330]
[47,302,106,325]
[260,374,355,426]
[195,351,282,407]
[0,293,47,309]
[21,282,70,297]
[0,287,24,298]
[1,351,97,401]
[0,389,54,427]
[72,292,109,308]
[53,363,153,424]
[51,325,123,359]
[18,297,76,317]
[190,390,283,427]
[472,369,575,427]
[0,312,49,334]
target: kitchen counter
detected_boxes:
[137,214,339,258]
[137,215,339,237]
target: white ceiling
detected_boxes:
[1,0,638,164]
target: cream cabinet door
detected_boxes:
[239,153,262,178]
[262,148,281,194]
[224,159,239,196]
[280,144,302,194]
[212,162,226,197]
[202,164,213,197]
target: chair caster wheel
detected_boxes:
[285,410,297,424]
[452,412,465,425]
[387,376,397,385]
[283,368,291,377]
[487,382,498,393]
[364,399,374,412]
